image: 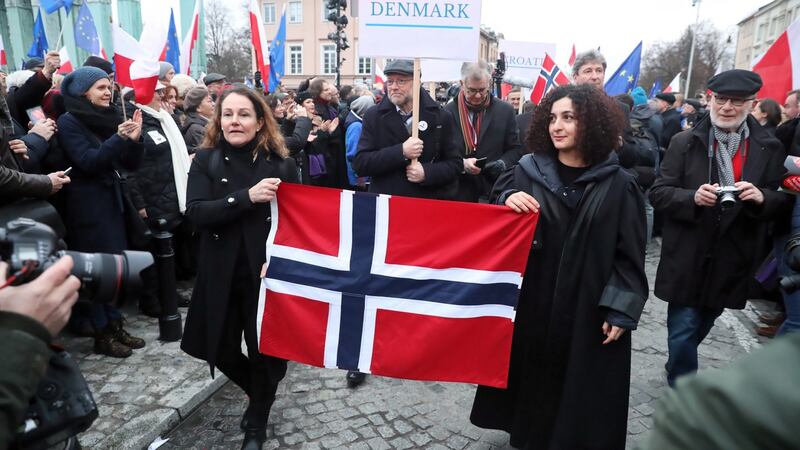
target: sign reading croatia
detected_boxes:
[257,184,537,388]
[358,0,482,60]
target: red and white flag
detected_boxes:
[58,46,73,74]
[568,43,576,67]
[0,34,6,66]
[663,73,680,94]
[258,184,537,388]
[530,53,570,105]
[374,62,386,90]
[112,24,160,105]
[249,0,270,87]
[180,0,200,75]
[753,18,800,102]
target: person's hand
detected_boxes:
[694,183,719,207]
[505,191,540,214]
[402,137,424,160]
[29,119,56,141]
[294,105,307,118]
[602,321,626,345]
[47,171,70,194]
[9,139,28,159]
[307,133,318,143]
[311,115,323,128]
[138,208,148,219]
[734,181,764,205]
[406,160,425,183]
[320,120,332,133]
[42,51,60,79]
[161,101,174,114]
[118,109,143,141]
[248,178,281,203]
[329,117,340,133]
[0,257,80,336]
[463,157,481,175]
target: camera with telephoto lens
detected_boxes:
[0,218,154,449]
[715,186,740,208]
[780,232,800,293]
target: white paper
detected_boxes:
[148,436,169,450]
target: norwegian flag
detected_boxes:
[530,53,570,105]
[257,184,537,388]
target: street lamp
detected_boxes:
[685,0,702,97]
[327,0,349,88]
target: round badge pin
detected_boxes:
[418,121,428,131]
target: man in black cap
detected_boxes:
[655,92,682,148]
[203,73,226,101]
[650,69,793,387]
[681,98,704,129]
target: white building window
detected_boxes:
[357,57,373,75]
[288,1,303,23]
[264,2,276,24]
[322,44,336,75]
[289,44,303,75]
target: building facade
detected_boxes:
[735,0,800,69]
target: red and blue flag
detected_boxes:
[257,184,537,389]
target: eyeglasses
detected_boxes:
[465,87,489,96]
[386,78,412,87]
[713,95,755,107]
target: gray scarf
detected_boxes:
[713,121,749,187]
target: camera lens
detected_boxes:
[720,192,737,208]
[62,250,153,303]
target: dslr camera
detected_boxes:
[1,218,153,450]
[715,186,740,209]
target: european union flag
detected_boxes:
[74,2,100,55]
[27,10,49,58]
[268,9,287,93]
[41,0,73,14]
[649,79,662,99]
[164,9,181,73]
[604,41,642,96]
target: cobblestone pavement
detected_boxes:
[159,240,769,450]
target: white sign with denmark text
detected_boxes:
[358,0,482,61]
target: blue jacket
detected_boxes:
[344,110,366,186]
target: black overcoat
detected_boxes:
[445,97,522,202]
[471,152,648,450]
[180,142,298,372]
[649,115,793,310]
[352,89,461,199]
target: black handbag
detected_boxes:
[115,170,152,249]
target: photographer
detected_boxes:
[649,69,793,387]
[0,256,80,448]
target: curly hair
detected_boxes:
[527,84,626,166]
[201,87,288,159]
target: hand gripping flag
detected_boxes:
[530,53,570,105]
[257,184,538,388]
[753,17,800,102]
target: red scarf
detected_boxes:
[457,91,489,155]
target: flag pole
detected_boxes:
[54,8,67,50]
[411,58,421,162]
[685,0,702,97]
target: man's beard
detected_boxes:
[390,93,411,109]
[710,107,750,131]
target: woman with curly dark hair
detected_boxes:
[470,84,648,450]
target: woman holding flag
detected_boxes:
[471,84,648,449]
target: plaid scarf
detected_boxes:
[0,94,14,137]
[713,121,749,186]
[457,90,490,155]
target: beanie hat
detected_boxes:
[83,56,113,75]
[295,91,313,105]
[184,86,209,112]
[170,74,198,98]
[159,62,174,80]
[630,87,648,106]
[61,67,109,98]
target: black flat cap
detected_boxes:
[655,93,676,105]
[684,98,702,110]
[23,58,44,70]
[707,69,762,97]
[204,73,226,85]
[83,56,113,75]
[384,59,414,76]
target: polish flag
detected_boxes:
[663,73,680,94]
[375,62,386,90]
[58,46,73,74]
[249,0,269,87]
[0,34,7,66]
[180,0,200,75]
[568,43,576,67]
[112,23,159,105]
[753,18,800,102]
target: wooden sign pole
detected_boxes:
[411,58,421,162]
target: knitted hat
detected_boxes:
[159,62,174,80]
[83,56,113,75]
[296,91,313,105]
[630,87,648,106]
[170,74,198,98]
[61,67,109,98]
[184,86,209,112]
[350,95,375,117]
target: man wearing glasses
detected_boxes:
[445,61,521,203]
[650,69,793,387]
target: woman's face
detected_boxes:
[548,97,579,153]
[198,94,214,118]
[220,93,263,147]
[165,89,177,109]
[302,98,315,115]
[85,78,112,107]
[751,104,767,124]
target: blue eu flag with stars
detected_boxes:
[604,41,642,96]
[27,10,49,58]
[164,9,181,73]
[74,2,100,55]
[268,9,287,93]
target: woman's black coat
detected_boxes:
[471,152,648,450]
[180,143,298,373]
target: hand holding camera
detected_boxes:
[733,181,764,205]
[695,183,720,207]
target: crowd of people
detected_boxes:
[1,47,800,450]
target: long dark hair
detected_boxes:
[758,98,782,128]
[527,84,625,166]
[202,87,288,158]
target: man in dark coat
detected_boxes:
[353,59,461,200]
[445,61,522,202]
[655,92,682,149]
[650,69,794,386]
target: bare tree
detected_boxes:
[205,0,251,80]
[640,21,724,98]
